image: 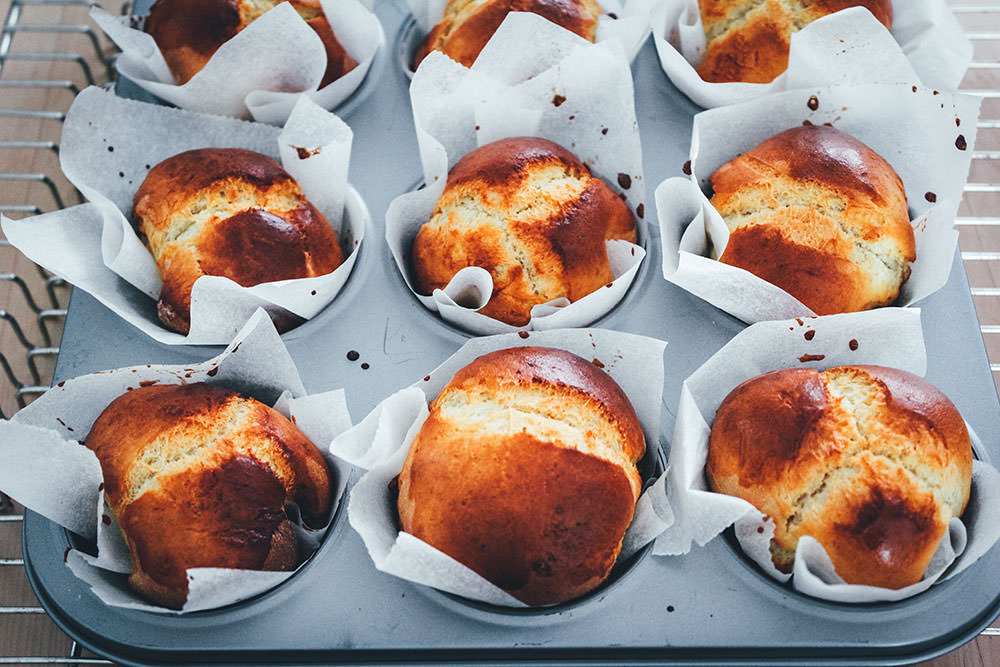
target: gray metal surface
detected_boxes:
[16,0,1000,664]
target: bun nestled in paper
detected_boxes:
[85,383,333,609]
[412,0,604,69]
[707,365,972,589]
[412,137,636,326]
[697,0,893,83]
[711,124,915,315]
[145,0,357,86]
[132,147,344,334]
[397,346,646,605]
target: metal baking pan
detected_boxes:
[21,0,1000,663]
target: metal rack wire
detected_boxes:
[0,1,998,665]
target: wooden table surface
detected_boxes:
[1,0,998,664]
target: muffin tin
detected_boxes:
[21,0,1000,663]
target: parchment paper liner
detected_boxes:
[645,308,1000,603]
[91,0,384,124]
[2,86,368,346]
[655,83,980,324]
[386,13,647,336]
[0,310,353,613]
[329,327,672,607]
[634,0,972,108]
[404,0,651,72]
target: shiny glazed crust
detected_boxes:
[706,365,972,589]
[697,0,893,83]
[397,346,646,605]
[411,137,637,326]
[145,0,357,86]
[712,124,914,315]
[84,383,332,609]
[413,0,603,69]
[132,148,344,335]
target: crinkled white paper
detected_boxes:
[387,13,647,335]
[0,310,353,613]
[406,0,650,67]
[656,83,980,323]
[92,0,384,124]
[637,0,972,108]
[1,87,368,345]
[329,328,670,607]
[651,308,1000,603]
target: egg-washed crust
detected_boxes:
[85,383,333,609]
[712,124,914,315]
[706,365,972,589]
[145,0,356,86]
[398,346,646,605]
[412,137,636,326]
[412,0,603,69]
[697,0,892,83]
[132,148,344,335]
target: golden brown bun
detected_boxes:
[398,346,646,605]
[413,0,603,69]
[84,383,332,609]
[712,124,914,315]
[707,365,972,589]
[132,147,344,335]
[145,0,357,86]
[412,137,637,326]
[697,0,893,83]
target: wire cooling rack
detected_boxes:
[0,1,998,664]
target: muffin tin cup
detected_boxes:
[650,307,1000,603]
[641,0,972,108]
[386,13,647,335]
[329,327,668,607]
[1,87,369,346]
[91,0,384,124]
[656,82,980,323]
[0,310,353,613]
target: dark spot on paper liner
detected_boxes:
[102,515,111,525]
[956,118,962,127]
[956,135,968,151]
[56,381,65,387]
[346,350,360,361]
[552,94,566,107]
[518,331,530,339]
[804,330,815,341]
[361,362,370,370]
[667,605,675,612]
[107,146,114,152]
[607,11,617,18]
[206,367,219,377]
[912,86,918,92]
[934,90,940,96]
[311,290,317,296]
[118,172,124,178]
[799,354,825,363]
[682,160,692,175]
[636,203,645,219]
[592,358,605,368]
[423,375,430,382]
[802,119,813,127]
[925,192,937,203]
[139,380,158,387]
[795,318,804,326]
[807,95,819,111]
[601,128,608,135]
[617,173,632,189]
[757,526,764,534]
[63,547,72,563]
[849,339,859,351]
[568,115,575,120]
[98,482,104,491]
[294,146,321,160]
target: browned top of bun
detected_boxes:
[398,346,646,605]
[697,0,892,83]
[707,365,972,589]
[145,0,356,86]
[85,383,332,609]
[712,124,914,315]
[412,137,636,326]
[132,148,343,334]
[413,0,603,69]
